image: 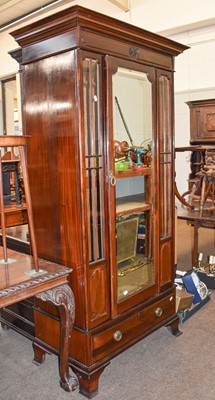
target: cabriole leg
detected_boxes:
[36,284,78,392]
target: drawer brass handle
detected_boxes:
[18,215,25,221]
[113,330,122,342]
[155,307,163,317]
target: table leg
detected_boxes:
[36,283,78,392]
[200,176,206,216]
[191,220,199,268]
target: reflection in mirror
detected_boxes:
[113,68,152,150]
[2,225,29,250]
[112,68,154,302]
[0,146,29,253]
[1,76,20,136]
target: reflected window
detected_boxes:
[1,76,20,136]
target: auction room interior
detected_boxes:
[0,1,215,400]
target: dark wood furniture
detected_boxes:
[187,99,215,144]
[0,248,77,392]
[175,101,215,206]
[177,206,215,268]
[1,158,28,228]
[4,6,188,398]
[2,159,20,206]
[175,145,215,187]
[175,146,215,210]
[175,102,215,268]
[0,203,28,228]
[181,100,215,193]
[0,136,77,392]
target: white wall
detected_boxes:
[0,0,127,134]
[129,0,215,33]
[0,32,19,78]
[0,0,127,78]
[1,0,215,78]
[167,25,215,196]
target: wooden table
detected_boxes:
[177,206,215,267]
[0,247,77,392]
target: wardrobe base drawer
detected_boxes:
[93,293,175,362]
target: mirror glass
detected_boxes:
[0,146,29,253]
[112,67,155,302]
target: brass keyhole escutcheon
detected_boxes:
[129,47,138,58]
[155,307,163,317]
[113,330,122,341]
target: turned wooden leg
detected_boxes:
[191,220,199,268]
[36,284,78,392]
[200,176,206,216]
[72,364,110,399]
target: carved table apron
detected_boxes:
[0,248,77,392]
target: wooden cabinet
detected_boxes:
[8,6,187,398]
[181,99,215,193]
[0,204,27,227]
[187,99,215,144]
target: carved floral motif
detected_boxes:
[36,284,75,323]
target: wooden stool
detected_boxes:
[0,135,39,272]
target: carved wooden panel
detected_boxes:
[89,264,110,326]
[160,240,173,288]
[187,99,215,144]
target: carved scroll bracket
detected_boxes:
[36,283,78,392]
[36,283,75,323]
